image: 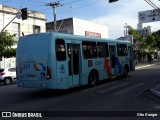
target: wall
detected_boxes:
[0,4,46,68]
[73,18,108,38]
[46,17,109,38]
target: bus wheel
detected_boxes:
[88,71,98,87]
[123,66,129,77]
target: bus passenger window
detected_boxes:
[117,44,128,56]
[56,39,66,61]
[82,41,97,59]
[97,42,109,58]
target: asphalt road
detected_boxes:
[0,61,160,119]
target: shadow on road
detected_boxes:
[19,76,130,100]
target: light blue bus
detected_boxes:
[16,32,135,89]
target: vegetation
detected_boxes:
[152,30,160,48]
[128,26,160,61]
[0,31,17,58]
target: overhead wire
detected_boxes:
[0,0,12,4]
[144,0,160,13]
[0,0,100,17]
[0,0,108,30]
[62,0,85,6]
[57,0,100,14]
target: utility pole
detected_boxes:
[46,1,63,32]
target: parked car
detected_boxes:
[0,68,17,85]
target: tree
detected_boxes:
[0,31,16,58]
[144,34,156,53]
[128,26,160,62]
[128,26,144,55]
[128,26,142,45]
[152,30,160,49]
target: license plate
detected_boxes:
[27,74,36,80]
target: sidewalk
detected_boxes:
[149,85,160,98]
[135,60,155,70]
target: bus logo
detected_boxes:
[2,112,11,117]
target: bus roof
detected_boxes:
[20,32,132,45]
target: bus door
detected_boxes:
[128,46,135,71]
[109,45,117,76]
[67,44,80,87]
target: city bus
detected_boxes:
[16,32,135,89]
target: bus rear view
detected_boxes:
[16,33,54,89]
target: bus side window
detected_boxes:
[117,44,128,56]
[97,42,109,58]
[56,39,66,61]
[82,41,97,59]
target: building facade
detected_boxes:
[46,17,108,38]
[0,4,46,68]
[137,26,151,37]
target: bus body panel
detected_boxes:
[81,57,113,85]
[16,33,57,89]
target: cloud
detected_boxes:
[90,0,159,38]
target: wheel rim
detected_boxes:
[90,76,96,85]
[89,73,97,86]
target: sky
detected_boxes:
[0,0,160,38]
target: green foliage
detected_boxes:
[144,34,156,53]
[0,31,16,58]
[152,30,160,49]
[128,26,160,59]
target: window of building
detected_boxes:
[97,42,109,58]
[33,25,40,33]
[12,22,20,41]
[82,41,97,59]
[56,39,66,61]
[117,44,128,56]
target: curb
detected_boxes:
[149,88,160,98]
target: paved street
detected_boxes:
[0,60,160,120]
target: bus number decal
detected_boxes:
[71,40,76,43]
[22,63,30,70]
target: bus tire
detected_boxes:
[88,71,98,87]
[123,65,129,77]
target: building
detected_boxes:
[0,4,46,68]
[137,26,151,37]
[46,17,108,38]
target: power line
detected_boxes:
[57,0,99,14]
[63,0,85,6]
[0,0,101,23]
[144,0,160,13]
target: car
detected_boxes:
[0,67,17,85]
